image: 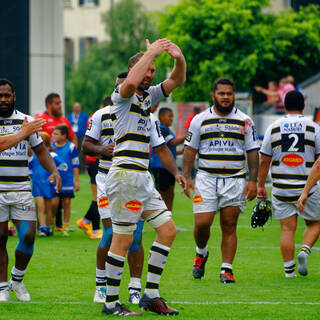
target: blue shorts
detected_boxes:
[32,181,56,199]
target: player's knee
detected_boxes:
[100,225,113,249]
[16,221,35,255]
[146,210,172,229]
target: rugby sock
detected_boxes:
[284,260,296,277]
[144,242,170,299]
[128,277,141,292]
[196,245,208,257]
[96,267,107,287]
[0,282,9,291]
[300,245,311,256]
[91,201,100,231]
[11,266,25,282]
[105,252,124,309]
[220,262,233,274]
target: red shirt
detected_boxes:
[35,112,75,140]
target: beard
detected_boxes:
[51,108,62,117]
[137,78,152,92]
[215,99,235,115]
[0,101,15,118]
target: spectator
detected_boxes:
[51,124,80,237]
[67,102,89,173]
[150,107,185,210]
[185,106,201,131]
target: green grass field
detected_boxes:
[2,174,320,319]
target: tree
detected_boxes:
[66,0,161,114]
[157,0,320,102]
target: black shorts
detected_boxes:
[56,193,75,199]
[151,167,175,191]
[87,161,98,185]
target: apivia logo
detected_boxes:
[283,122,303,132]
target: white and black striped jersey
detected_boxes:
[185,106,260,178]
[260,114,320,202]
[85,106,115,174]
[0,110,43,192]
[110,83,166,172]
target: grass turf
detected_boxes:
[2,174,320,319]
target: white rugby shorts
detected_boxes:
[0,192,36,222]
[193,171,247,214]
[272,186,320,221]
[96,171,112,220]
[105,168,167,223]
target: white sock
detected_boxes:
[128,277,141,291]
[196,245,208,256]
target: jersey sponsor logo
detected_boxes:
[186,131,193,142]
[87,119,92,130]
[282,154,304,167]
[282,122,303,133]
[193,194,203,204]
[98,197,109,208]
[125,200,142,212]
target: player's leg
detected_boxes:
[219,206,240,283]
[44,198,53,235]
[280,214,297,277]
[139,208,178,315]
[127,220,144,304]
[35,196,46,236]
[297,189,320,276]
[61,197,71,237]
[94,218,111,303]
[0,220,10,301]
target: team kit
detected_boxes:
[1,39,319,316]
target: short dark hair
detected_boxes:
[117,72,128,79]
[128,52,144,69]
[0,78,15,93]
[284,90,304,111]
[159,107,173,117]
[101,95,113,107]
[212,77,234,92]
[54,124,69,137]
[45,93,60,106]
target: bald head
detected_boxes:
[72,102,82,114]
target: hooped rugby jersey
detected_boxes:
[0,110,43,192]
[85,106,115,174]
[111,83,166,171]
[185,106,260,178]
[260,114,320,202]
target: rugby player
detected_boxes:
[183,77,260,283]
[259,90,320,277]
[0,79,61,302]
[101,38,186,316]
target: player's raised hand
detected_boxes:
[22,117,46,136]
[166,42,183,59]
[146,38,171,57]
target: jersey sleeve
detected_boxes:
[111,84,132,113]
[314,122,320,156]
[160,125,174,144]
[184,115,200,150]
[150,117,165,148]
[148,83,166,106]
[260,125,273,157]
[244,117,260,152]
[27,116,44,148]
[85,111,102,141]
[69,143,80,168]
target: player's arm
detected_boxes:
[245,149,259,201]
[70,134,78,149]
[0,117,45,152]
[154,143,187,192]
[298,155,320,213]
[257,153,271,199]
[120,39,172,98]
[168,136,185,146]
[182,146,197,198]
[33,143,61,192]
[162,42,186,96]
[82,136,115,157]
[73,167,80,191]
